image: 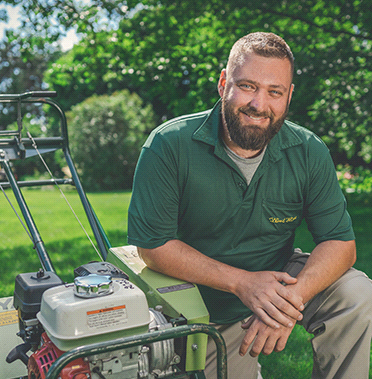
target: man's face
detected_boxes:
[218,53,294,152]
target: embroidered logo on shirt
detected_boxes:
[269,216,297,224]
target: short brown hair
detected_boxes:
[227,32,294,76]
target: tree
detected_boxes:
[0,29,62,129]
[2,0,372,168]
[66,89,156,191]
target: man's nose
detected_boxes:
[248,90,267,113]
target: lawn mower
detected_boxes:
[0,91,227,379]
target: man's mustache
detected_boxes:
[238,105,272,120]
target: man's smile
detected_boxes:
[239,109,270,125]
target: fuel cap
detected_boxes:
[74,274,113,298]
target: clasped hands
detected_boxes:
[235,271,304,358]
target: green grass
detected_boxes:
[0,189,371,378]
[0,188,131,296]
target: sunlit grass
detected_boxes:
[0,188,131,296]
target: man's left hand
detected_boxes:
[239,314,296,357]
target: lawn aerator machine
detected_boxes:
[0,92,227,379]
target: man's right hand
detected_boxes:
[234,271,304,329]
[138,240,304,329]
[239,313,296,357]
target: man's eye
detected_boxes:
[239,84,254,90]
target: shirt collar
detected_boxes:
[192,100,221,146]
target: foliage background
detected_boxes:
[1,0,372,190]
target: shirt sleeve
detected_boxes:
[127,138,180,249]
[304,138,355,244]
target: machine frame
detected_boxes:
[0,91,227,379]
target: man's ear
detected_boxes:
[217,69,227,98]
[288,83,295,104]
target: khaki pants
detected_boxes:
[205,251,372,378]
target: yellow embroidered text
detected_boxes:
[269,216,298,224]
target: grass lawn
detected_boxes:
[0,188,131,296]
[0,188,371,378]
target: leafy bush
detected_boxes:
[337,165,372,204]
[67,90,156,191]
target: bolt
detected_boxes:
[155,305,163,313]
[173,355,181,364]
[140,346,150,353]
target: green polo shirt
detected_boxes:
[128,101,354,324]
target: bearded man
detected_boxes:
[128,32,372,379]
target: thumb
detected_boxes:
[274,271,297,285]
[241,316,255,330]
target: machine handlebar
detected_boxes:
[0,91,57,101]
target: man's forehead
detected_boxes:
[227,53,293,83]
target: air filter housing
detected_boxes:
[37,274,151,351]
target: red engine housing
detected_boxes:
[28,333,90,379]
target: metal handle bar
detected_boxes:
[0,93,109,260]
[0,91,57,101]
[45,323,227,379]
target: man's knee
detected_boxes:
[329,269,372,311]
[302,268,372,331]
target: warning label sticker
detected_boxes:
[87,305,127,329]
[0,310,18,326]
[157,282,195,293]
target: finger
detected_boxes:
[241,316,254,329]
[253,307,282,329]
[239,323,259,356]
[261,333,278,356]
[256,302,296,328]
[274,334,290,353]
[248,328,269,357]
[276,285,305,312]
[269,293,304,321]
[251,326,291,357]
[274,272,298,285]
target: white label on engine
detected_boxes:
[86,305,127,329]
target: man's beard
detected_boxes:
[222,99,288,151]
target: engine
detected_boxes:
[27,332,90,379]
[7,262,182,379]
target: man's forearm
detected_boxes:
[138,239,245,294]
[287,239,356,304]
[138,239,305,328]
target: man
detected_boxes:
[128,32,372,378]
